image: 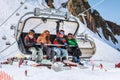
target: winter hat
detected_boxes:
[29,29,35,34]
[68,33,72,36]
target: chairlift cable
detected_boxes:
[0,0,28,28]
[0,41,16,54]
[0,49,18,60]
[32,22,43,30]
[76,0,104,36]
[78,0,104,16]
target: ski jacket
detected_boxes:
[66,38,77,47]
[24,35,36,48]
[53,37,67,47]
[53,22,67,48]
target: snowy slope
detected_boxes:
[95,26,120,51]
[78,20,120,63]
[1,63,120,80]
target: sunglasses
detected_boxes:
[59,32,64,35]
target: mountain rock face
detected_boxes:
[45,0,120,50]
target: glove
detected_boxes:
[65,45,69,49]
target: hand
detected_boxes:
[56,21,60,24]
[65,45,69,49]
[41,43,44,45]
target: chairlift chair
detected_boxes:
[15,8,95,58]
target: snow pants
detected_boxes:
[28,47,43,62]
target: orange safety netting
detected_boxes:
[0,71,13,80]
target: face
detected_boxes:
[68,35,73,39]
[59,34,64,38]
[46,31,50,36]
[28,32,34,39]
[44,31,50,37]
[59,31,64,38]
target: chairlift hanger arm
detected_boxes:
[16,12,34,41]
[16,8,79,42]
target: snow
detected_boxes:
[95,23,120,50]
[0,0,120,80]
[91,36,120,63]
[0,61,120,80]
[76,21,120,63]
[95,27,120,50]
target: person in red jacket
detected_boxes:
[53,21,68,61]
[24,30,43,62]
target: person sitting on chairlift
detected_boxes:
[24,29,43,62]
[66,33,83,65]
[53,21,68,62]
[37,30,55,61]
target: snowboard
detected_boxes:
[63,60,88,69]
[31,59,52,69]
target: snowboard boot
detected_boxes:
[72,56,77,63]
[56,57,61,62]
[46,56,51,60]
[79,62,84,66]
[62,57,67,62]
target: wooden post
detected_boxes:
[25,70,27,77]
[18,58,23,68]
[91,64,94,71]
[99,63,103,69]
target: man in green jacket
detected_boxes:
[66,33,83,65]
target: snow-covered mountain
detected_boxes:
[70,0,120,51]
[44,0,120,51]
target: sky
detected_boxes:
[88,0,120,25]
